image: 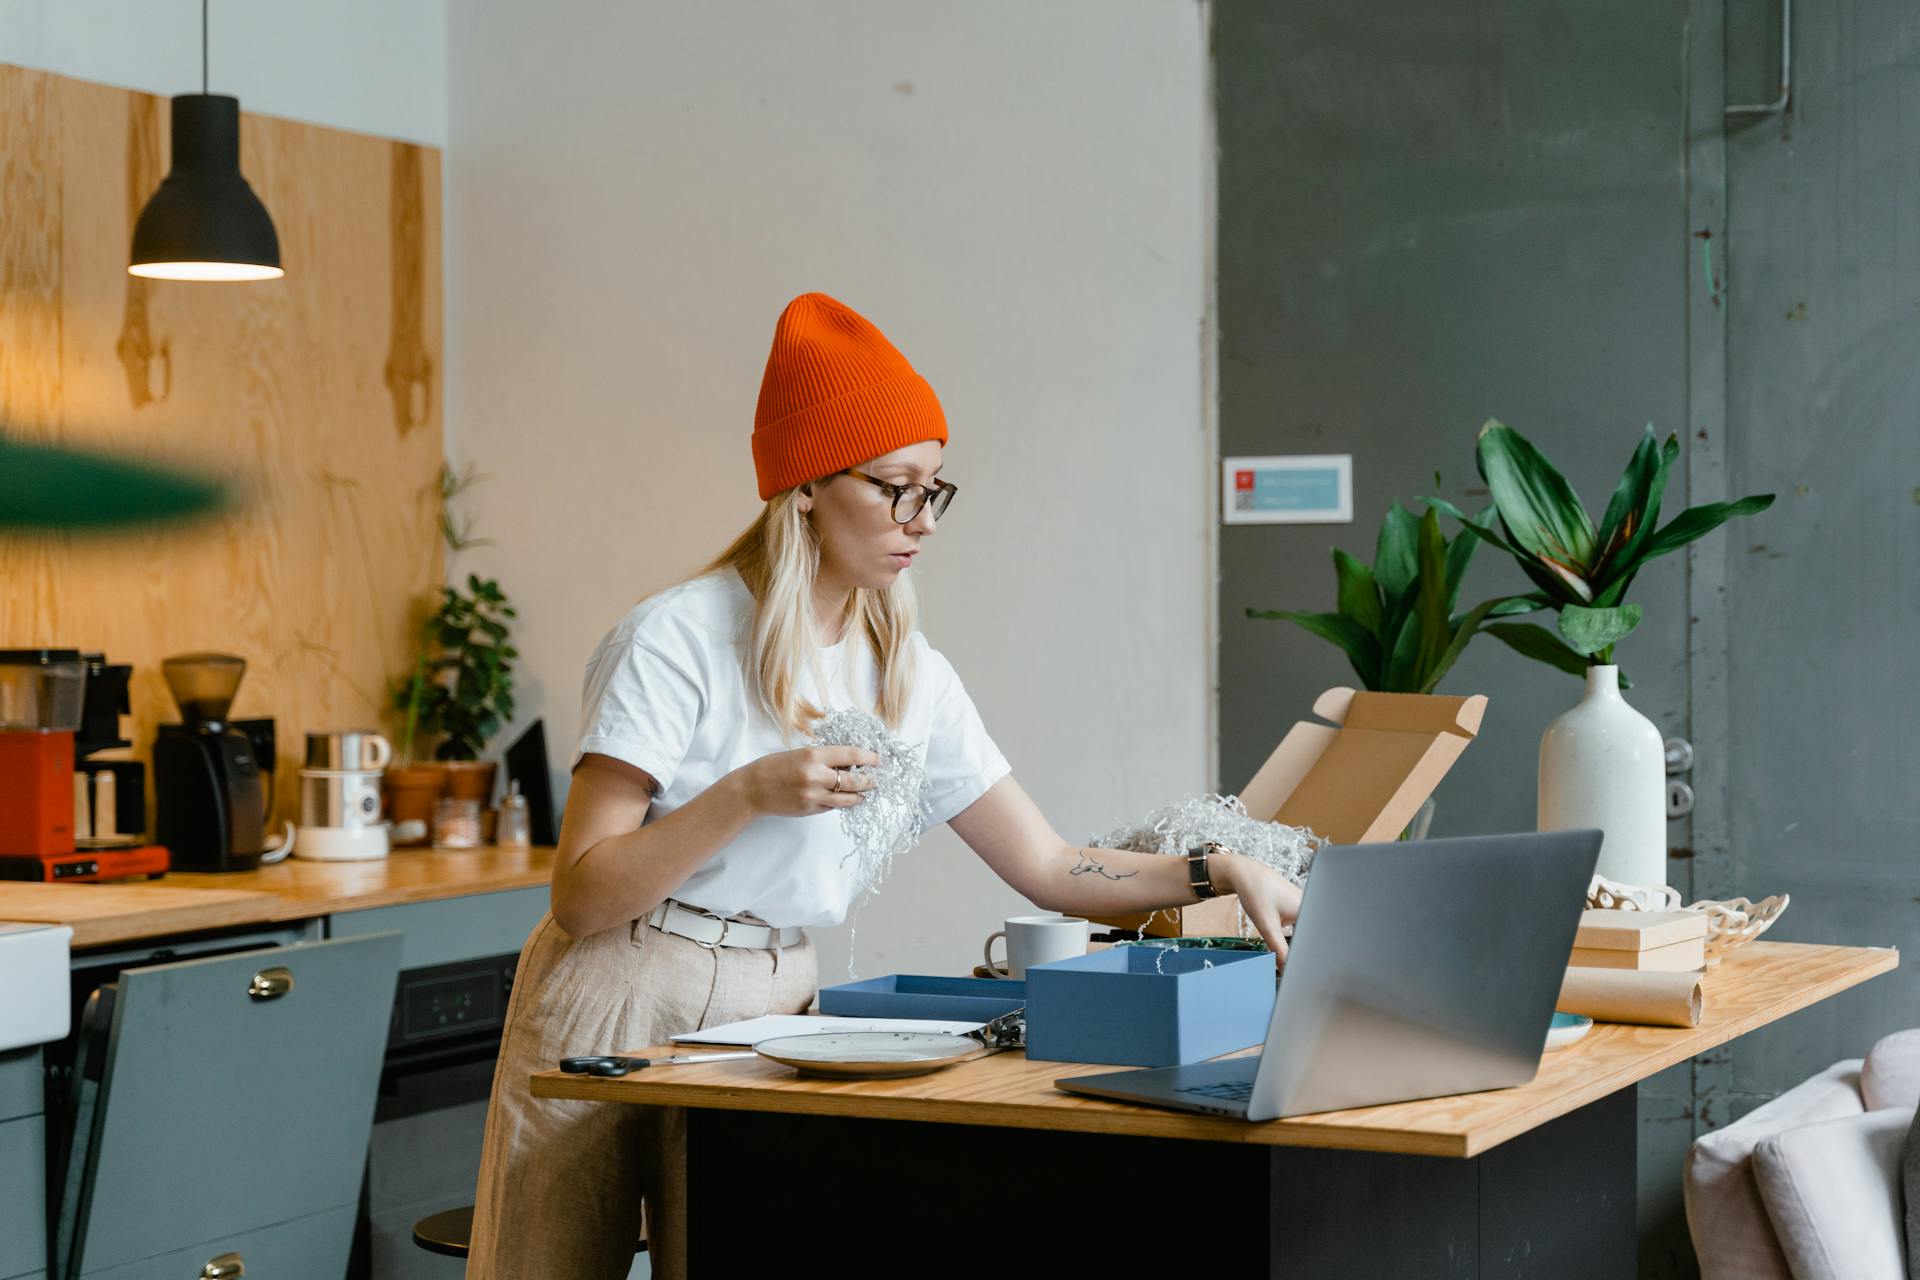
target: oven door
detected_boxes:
[352,951,517,1279]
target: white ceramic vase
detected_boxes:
[1537,664,1668,888]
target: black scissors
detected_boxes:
[559,1050,756,1077]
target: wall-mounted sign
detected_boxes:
[1221,455,1352,524]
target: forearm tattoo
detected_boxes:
[1069,850,1137,881]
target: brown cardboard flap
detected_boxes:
[1237,723,1337,825]
[1244,689,1488,844]
[1341,689,1487,737]
[1272,730,1469,844]
[1089,686,1488,939]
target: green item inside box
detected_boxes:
[1118,935,1269,953]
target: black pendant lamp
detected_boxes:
[128,0,282,282]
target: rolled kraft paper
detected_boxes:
[1557,966,1704,1028]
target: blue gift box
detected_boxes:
[817,974,1027,1023]
[1023,946,1277,1067]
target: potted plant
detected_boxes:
[389,574,519,836]
[1423,420,1773,885]
[381,464,515,843]
[1246,500,1532,837]
[1247,499,1535,695]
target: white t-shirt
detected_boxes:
[571,567,1012,928]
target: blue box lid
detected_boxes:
[818,973,1026,1023]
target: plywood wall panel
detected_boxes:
[0,64,445,832]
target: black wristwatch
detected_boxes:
[1186,842,1226,899]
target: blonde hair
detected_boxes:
[690,480,919,741]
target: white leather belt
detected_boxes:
[645,899,804,951]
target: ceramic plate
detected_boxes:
[1544,1011,1593,1051]
[753,1031,990,1078]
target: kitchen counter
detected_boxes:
[0,845,554,948]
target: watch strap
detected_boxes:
[1187,843,1221,899]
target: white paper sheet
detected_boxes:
[668,1014,985,1046]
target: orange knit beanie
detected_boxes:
[751,292,948,501]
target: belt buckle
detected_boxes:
[681,902,732,950]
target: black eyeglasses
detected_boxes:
[841,468,958,524]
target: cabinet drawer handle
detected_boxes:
[202,1252,245,1278]
[247,966,293,1000]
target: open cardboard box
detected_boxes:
[1090,686,1488,938]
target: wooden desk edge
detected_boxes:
[528,1072,1476,1157]
[529,943,1900,1160]
[1456,944,1899,1156]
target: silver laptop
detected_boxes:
[1053,828,1602,1121]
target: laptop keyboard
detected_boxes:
[1175,1079,1256,1102]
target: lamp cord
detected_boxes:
[201,0,208,94]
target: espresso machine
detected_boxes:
[152,652,292,872]
[73,655,155,848]
[0,649,170,882]
[0,649,86,859]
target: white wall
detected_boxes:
[0,0,446,145]
[447,1,1216,982]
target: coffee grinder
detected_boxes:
[152,652,289,872]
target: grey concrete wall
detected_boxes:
[1714,0,1920,1135]
[1214,3,1698,1273]
[1218,4,1919,1277]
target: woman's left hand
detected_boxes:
[1213,852,1304,964]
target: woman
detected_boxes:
[467,292,1303,1278]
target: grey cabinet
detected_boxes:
[0,1115,46,1280]
[1,1106,46,1280]
[0,1046,42,1122]
[2,1046,47,1280]
[331,885,546,968]
[55,933,402,1279]
[81,1205,355,1280]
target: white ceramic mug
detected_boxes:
[983,915,1090,979]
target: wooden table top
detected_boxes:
[532,940,1897,1159]
[0,845,554,948]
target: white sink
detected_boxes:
[0,922,72,1051]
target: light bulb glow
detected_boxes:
[128,261,285,281]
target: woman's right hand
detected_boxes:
[733,746,880,817]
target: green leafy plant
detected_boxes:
[1246,501,1536,694]
[437,461,495,553]
[393,574,518,762]
[1423,420,1774,679]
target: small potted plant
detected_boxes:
[388,573,519,839]
[1423,420,1773,886]
[1247,499,1534,695]
[1247,499,1531,837]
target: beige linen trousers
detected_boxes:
[467,907,817,1278]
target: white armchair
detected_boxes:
[1685,1029,1920,1280]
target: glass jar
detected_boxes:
[431,796,482,850]
[495,782,531,848]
